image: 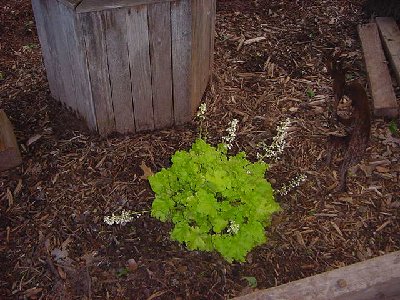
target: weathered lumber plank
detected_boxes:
[190,0,201,113]
[34,0,66,103]
[0,110,22,172]
[80,11,115,135]
[376,17,400,86]
[148,1,173,129]
[200,0,212,96]
[171,0,192,124]
[358,23,398,118]
[209,0,216,76]
[105,8,135,133]
[126,6,154,131]
[31,0,60,101]
[76,0,174,13]
[47,0,72,108]
[56,0,78,111]
[67,7,97,130]
[234,251,400,300]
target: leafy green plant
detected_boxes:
[149,139,280,262]
[306,88,315,98]
[389,120,398,136]
[243,276,258,288]
[116,267,129,277]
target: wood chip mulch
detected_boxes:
[1,0,399,299]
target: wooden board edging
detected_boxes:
[0,110,22,172]
[358,23,398,118]
[76,0,175,13]
[376,17,400,87]
[234,251,400,300]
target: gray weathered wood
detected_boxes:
[37,0,66,103]
[171,0,192,124]
[200,0,212,95]
[33,0,216,135]
[234,251,400,300]
[31,0,59,101]
[105,8,135,133]
[376,17,400,86]
[57,0,82,9]
[358,23,398,118]
[49,0,74,108]
[126,6,154,131]
[77,0,174,13]
[56,0,79,111]
[81,11,115,134]
[0,110,22,172]
[149,1,173,129]
[68,9,97,130]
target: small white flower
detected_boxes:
[104,210,141,226]
[222,119,239,149]
[197,103,207,120]
[227,220,240,235]
[276,174,307,196]
[258,118,291,161]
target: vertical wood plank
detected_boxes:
[209,0,216,78]
[47,0,73,108]
[33,0,66,102]
[105,8,135,133]
[70,12,97,130]
[200,0,211,96]
[31,0,59,101]
[190,0,201,113]
[57,1,79,111]
[81,11,115,135]
[126,6,154,131]
[171,0,192,124]
[148,1,174,129]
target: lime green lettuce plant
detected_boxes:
[149,138,280,262]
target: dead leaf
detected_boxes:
[140,161,154,180]
[57,266,67,280]
[359,164,374,177]
[24,287,43,298]
[375,166,390,173]
[26,134,42,146]
[14,179,22,195]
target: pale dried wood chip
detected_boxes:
[6,188,13,208]
[243,36,266,45]
[375,220,391,232]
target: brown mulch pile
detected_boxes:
[1,0,399,299]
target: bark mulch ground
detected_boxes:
[1,0,399,299]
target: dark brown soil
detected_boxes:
[1,0,399,299]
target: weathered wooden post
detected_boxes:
[32,0,216,135]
